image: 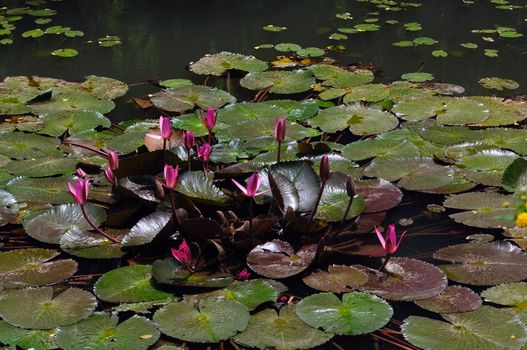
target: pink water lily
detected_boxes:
[76,168,88,178]
[200,107,217,131]
[107,150,119,171]
[183,131,195,150]
[320,155,330,182]
[171,240,192,267]
[274,117,286,142]
[236,268,251,281]
[375,224,407,255]
[197,143,211,162]
[68,178,89,205]
[232,173,268,197]
[164,164,179,190]
[104,167,116,185]
[159,116,172,139]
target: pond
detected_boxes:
[0,0,527,349]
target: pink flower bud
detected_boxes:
[104,167,116,185]
[183,131,195,150]
[107,150,119,171]
[159,116,172,140]
[236,268,251,281]
[171,240,192,266]
[76,168,88,178]
[199,107,217,131]
[374,224,407,255]
[319,155,330,182]
[274,117,286,143]
[164,164,179,190]
[67,178,89,205]
[197,143,212,162]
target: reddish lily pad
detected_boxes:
[356,257,447,301]
[414,285,482,313]
[303,265,368,293]
[246,240,317,279]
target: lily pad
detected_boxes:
[51,49,78,58]
[121,211,172,247]
[419,125,483,145]
[233,304,333,350]
[59,227,126,259]
[503,158,527,192]
[401,72,435,83]
[402,306,527,350]
[152,258,233,288]
[176,171,229,205]
[28,92,115,115]
[40,110,111,137]
[217,102,286,125]
[240,70,315,94]
[436,97,490,125]
[296,292,393,335]
[355,178,403,213]
[56,313,159,350]
[316,178,365,222]
[0,287,96,329]
[392,96,444,121]
[0,132,60,159]
[94,265,172,303]
[342,138,420,160]
[414,285,482,313]
[24,203,106,244]
[479,77,519,91]
[150,85,235,112]
[303,265,368,293]
[0,248,77,289]
[434,241,527,285]
[6,157,78,177]
[356,258,448,301]
[246,240,317,279]
[190,52,268,76]
[481,282,527,322]
[473,98,527,127]
[309,65,374,88]
[154,298,249,343]
[0,320,57,350]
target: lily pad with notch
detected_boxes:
[481,282,527,323]
[240,70,315,94]
[189,52,268,76]
[176,171,229,205]
[0,320,57,350]
[150,85,235,112]
[0,132,60,159]
[303,265,368,293]
[121,211,172,247]
[414,285,482,313]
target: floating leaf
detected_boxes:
[56,313,159,350]
[154,298,249,343]
[432,49,448,57]
[296,47,325,57]
[40,110,111,137]
[503,158,527,192]
[481,282,527,322]
[461,42,478,49]
[401,72,434,83]
[94,265,172,303]
[309,64,374,88]
[81,75,128,99]
[262,24,287,32]
[0,132,60,159]
[479,77,519,91]
[437,97,490,125]
[413,37,438,45]
[414,285,482,313]
[342,139,419,160]
[419,125,483,145]
[247,240,317,279]
[60,227,126,259]
[22,28,45,38]
[189,52,268,76]
[392,96,444,121]
[356,258,448,301]
[150,85,235,112]
[234,304,333,350]
[28,92,115,115]
[176,171,229,205]
[121,211,172,247]
[434,241,527,285]
[0,287,96,329]
[152,258,233,288]
[355,178,403,213]
[316,177,365,222]
[402,306,527,350]
[296,292,393,335]
[0,320,57,350]
[0,248,77,289]
[303,265,368,293]
[51,49,78,58]
[240,70,315,94]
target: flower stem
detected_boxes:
[308,180,326,224]
[169,190,181,225]
[80,204,120,244]
[163,139,167,151]
[276,141,282,163]
[340,196,353,225]
[208,130,212,145]
[249,199,254,247]
[62,140,108,157]
[378,254,392,273]
[187,149,192,172]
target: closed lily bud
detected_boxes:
[197,143,212,162]
[183,131,195,150]
[155,177,165,199]
[76,168,88,178]
[200,107,217,131]
[164,164,179,190]
[104,167,116,185]
[107,150,119,171]
[274,117,286,142]
[320,155,330,182]
[68,177,89,205]
[159,116,172,139]
[346,175,355,198]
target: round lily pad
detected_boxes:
[150,85,235,112]
[24,203,106,244]
[402,306,527,350]
[401,72,435,83]
[356,258,448,301]
[420,125,483,145]
[240,70,315,94]
[474,97,527,127]
[152,258,233,288]
[28,92,115,115]
[59,227,126,259]
[81,75,128,99]
[51,49,78,58]
[217,102,286,125]
[443,192,518,228]
[40,110,111,137]
[296,292,393,335]
[56,313,159,350]
[479,77,519,91]
[433,241,527,285]
[315,179,365,222]
[414,285,482,313]
[0,320,57,350]
[0,287,96,329]
[303,265,368,293]
[0,248,77,289]
[7,176,75,204]
[189,52,268,76]
[6,157,79,177]
[94,265,172,303]
[437,97,490,125]
[0,132,60,159]
[247,240,317,279]
[481,282,527,323]
[310,64,374,88]
[233,304,333,350]
[343,84,390,103]
[342,139,420,161]
[154,298,249,343]
[392,96,444,121]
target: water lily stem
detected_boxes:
[276,140,282,163]
[378,254,392,273]
[202,160,209,178]
[187,149,192,172]
[226,70,231,93]
[80,204,120,244]
[249,198,254,247]
[163,139,167,151]
[308,180,326,224]
[208,130,212,145]
[62,140,108,157]
[341,196,353,225]
[169,190,181,225]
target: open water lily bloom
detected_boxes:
[68,178,89,205]
[232,173,269,197]
[374,224,407,255]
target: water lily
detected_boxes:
[197,143,212,176]
[164,164,179,190]
[236,268,251,281]
[171,240,192,270]
[183,131,195,171]
[107,150,119,171]
[104,167,116,185]
[274,117,286,162]
[308,155,330,224]
[375,224,407,272]
[159,115,172,150]
[199,107,216,143]
[231,173,268,197]
[76,168,88,178]
[516,212,527,228]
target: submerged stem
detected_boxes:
[276,140,282,163]
[308,180,326,224]
[169,190,181,225]
[378,254,392,273]
[80,204,120,244]
[63,140,108,157]
[341,196,353,225]
[249,199,254,247]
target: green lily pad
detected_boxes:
[154,298,249,343]
[484,49,499,57]
[443,192,518,228]
[0,248,77,289]
[309,64,374,88]
[316,178,365,222]
[413,37,438,45]
[233,304,333,350]
[481,282,527,323]
[94,265,172,303]
[59,227,126,259]
[296,47,325,57]
[434,241,527,285]
[22,28,45,38]
[393,40,415,47]
[392,96,444,121]
[176,171,229,205]
[461,42,478,49]
[56,313,159,350]
[189,52,268,76]
[40,110,110,137]
[308,104,398,135]
[296,292,393,335]
[274,43,302,52]
[365,157,455,191]
[414,285,482,313]
[217,102,286,125]
[80,75,128,99]
[262,24,287,32]
[479,77,519,91]
[159,79,192,89]
[401,72,435,83]
[356,258,447,301]
[6,157,78,177]
[23,203,106,244]
[432,49,448,57]
[150,84,235,112]
[0,132,60,159]
[342,138,420,161]
[121,211,172,247]
[27,9,56,16]
[303,265,368,293]
[402,306,527,350]
[7,176,74,204]
[240,70,315,94]
[503,158,527,192]
[228,117,320,141]
[263,99,319,121]
[0,320,57,350]
[456,149,518,171]
[152,258,233,288]
[0,287,96,329]
[473,98,527,127]
[437,97,490,125]
[419,125,483,145]
[51,49,78,58]
[28,92,115,115]
[343,84,390,103]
